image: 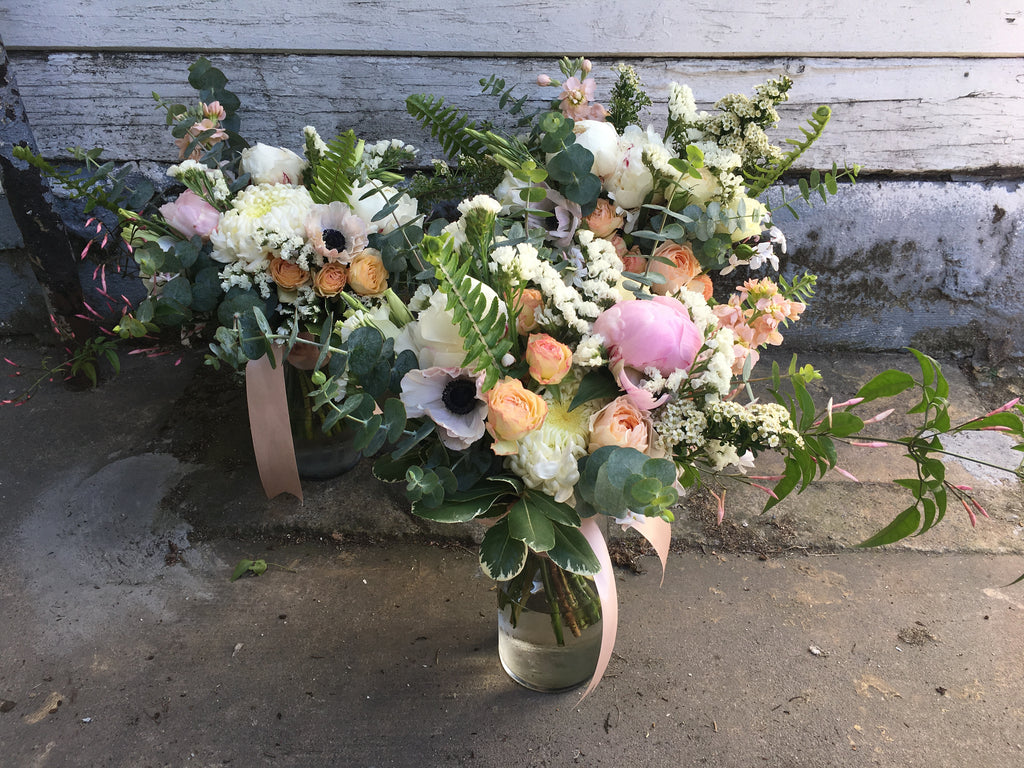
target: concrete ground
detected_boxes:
[2,338,1024,767]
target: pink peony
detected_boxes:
[592,296,703,410]
[159,189,220,240]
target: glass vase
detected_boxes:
[284,361,361,480]
[496,552,603,692]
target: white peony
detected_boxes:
[603,126,663,209]
[348,182,419,234]
[573,119,621,177]
[240,143,308,186]
[209,184,314,272]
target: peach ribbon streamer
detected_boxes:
[579,517,617,702]
[578,515,672,702]
[245,348,303,501]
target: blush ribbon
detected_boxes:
[578,515,671,702]
[245,348,303,501]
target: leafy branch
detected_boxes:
[745,105,834,199]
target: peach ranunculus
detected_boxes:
[347,249,389,296]
[514,288,544,335]
[525,333,572,386]
[584,198,625,238]
[484,377,548,455]
[588,395,653,453]
[158,189,220,240]
[649,241,712,299]
[313,262,348,297]
[268,257,310,290]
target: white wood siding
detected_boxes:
[2,0,1021,56]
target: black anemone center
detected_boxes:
[322,228,347,252]
[442,378,479,415]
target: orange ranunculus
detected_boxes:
[313,262,348,297]
[525,333,572,386]
[588,395,653,453]
[347,248,389,296]
[484,377,548,455]
[514,288,544,335]
[268,257,310,290]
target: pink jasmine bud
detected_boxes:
[962,498,977,527]
[749,475,784,481]
[710,488,726,525]
[832,397,864,409]
[833,466,860,482]
[536,74,552,86]
[749,483,779,500]
[981,426,1014,432]
[862,408,895,425]
[850,441,889,447]
[971,499,990,518]
[985,397,1021,416]
[952,484,973,491]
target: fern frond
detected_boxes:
[419,235,512,390]
[309,130,364,205]
[406,94,490,161]
[745,105,832,199]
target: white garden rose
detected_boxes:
[493,170,532,214]
[396,282,506,369]
[348,182,419,234]
[572,119,620,177]
[240,143,308,186]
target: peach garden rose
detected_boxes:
[484,377,548,455]
[313,262,348,297]
[588,395,653,453]
[347,249,389,296]
[525,333,573,386]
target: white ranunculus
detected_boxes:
[678,166,721,207]
[573,119,621,177]
[395,282,506,369]
[240,143,308,186]
[348,182,419,234]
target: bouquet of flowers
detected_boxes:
[18,56,1024,694]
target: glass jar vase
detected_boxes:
[284,361,361,480]
[496,552,602,692]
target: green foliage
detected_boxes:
[406,94,490,160]
[746,106,838,200]
[576,446,680,522]
[11,145,156,215]
[230,558,267,581]
[607,63,653,133]
[478,74,535,126]
[308,130,364,205]
[419,235,513,390]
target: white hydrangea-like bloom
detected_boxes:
[210,184,314,272]
[573,333,606,367]
[668,83,700,125]
[506,396,594,503]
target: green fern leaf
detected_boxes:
[745,106,832,199]
[406,94,490,160]
[309,130,364,205]
[419,235,512,389]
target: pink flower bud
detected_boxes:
[582,59,593,74]
[536,74,552,86]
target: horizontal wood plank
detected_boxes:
[1,0,1021,56]
[9,53,1022,174]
